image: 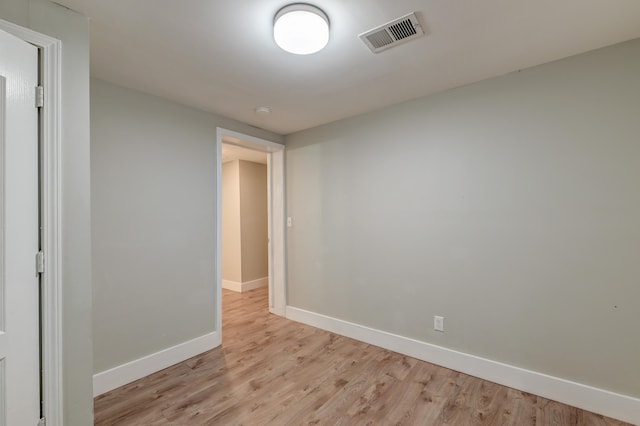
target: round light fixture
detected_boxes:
[274,4,329,55]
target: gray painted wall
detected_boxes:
[91,79,281,372]
[222,159,268,283]
[239,161,268,282]
[285,39,640,397]
[222,161,242,282]
[0,1,93,424]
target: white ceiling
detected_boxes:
[54,0,640,135]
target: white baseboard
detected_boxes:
[93,331,220,397]
[285,306,640,424]
[222,277,268,293]
[222,279,242,292]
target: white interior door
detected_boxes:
[0,29,41,425]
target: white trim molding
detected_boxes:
[268,150,286,317]
[286,306,640,425]
[93,332,219,397]
[215,137,223,347]
[222,277,268,293]
[0,18,63,426]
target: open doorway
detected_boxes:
[215,128,285,344]
[220,145,269,292]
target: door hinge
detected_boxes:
[37,417,46,426]
[35,85,44,108]
[36,250,45,275]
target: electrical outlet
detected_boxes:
[287,217,293,227]
[434,316,444,332]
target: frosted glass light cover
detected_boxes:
[274,5,329,55]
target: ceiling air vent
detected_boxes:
[359,12,424,54]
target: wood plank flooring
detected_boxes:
[94,287,631,425]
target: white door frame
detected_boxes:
[0,19,63,426]
[215,128,286,341]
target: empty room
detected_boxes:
[0,0,639,425]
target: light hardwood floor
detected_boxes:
[95,287,630,425]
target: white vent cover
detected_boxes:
[359,12,424,54]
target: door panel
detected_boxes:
[0,29,40,425]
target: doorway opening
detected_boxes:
[215,128,285,344]
[221,145,269,294]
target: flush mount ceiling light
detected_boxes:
[274,4,329,55]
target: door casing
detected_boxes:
[215,128,286,345]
